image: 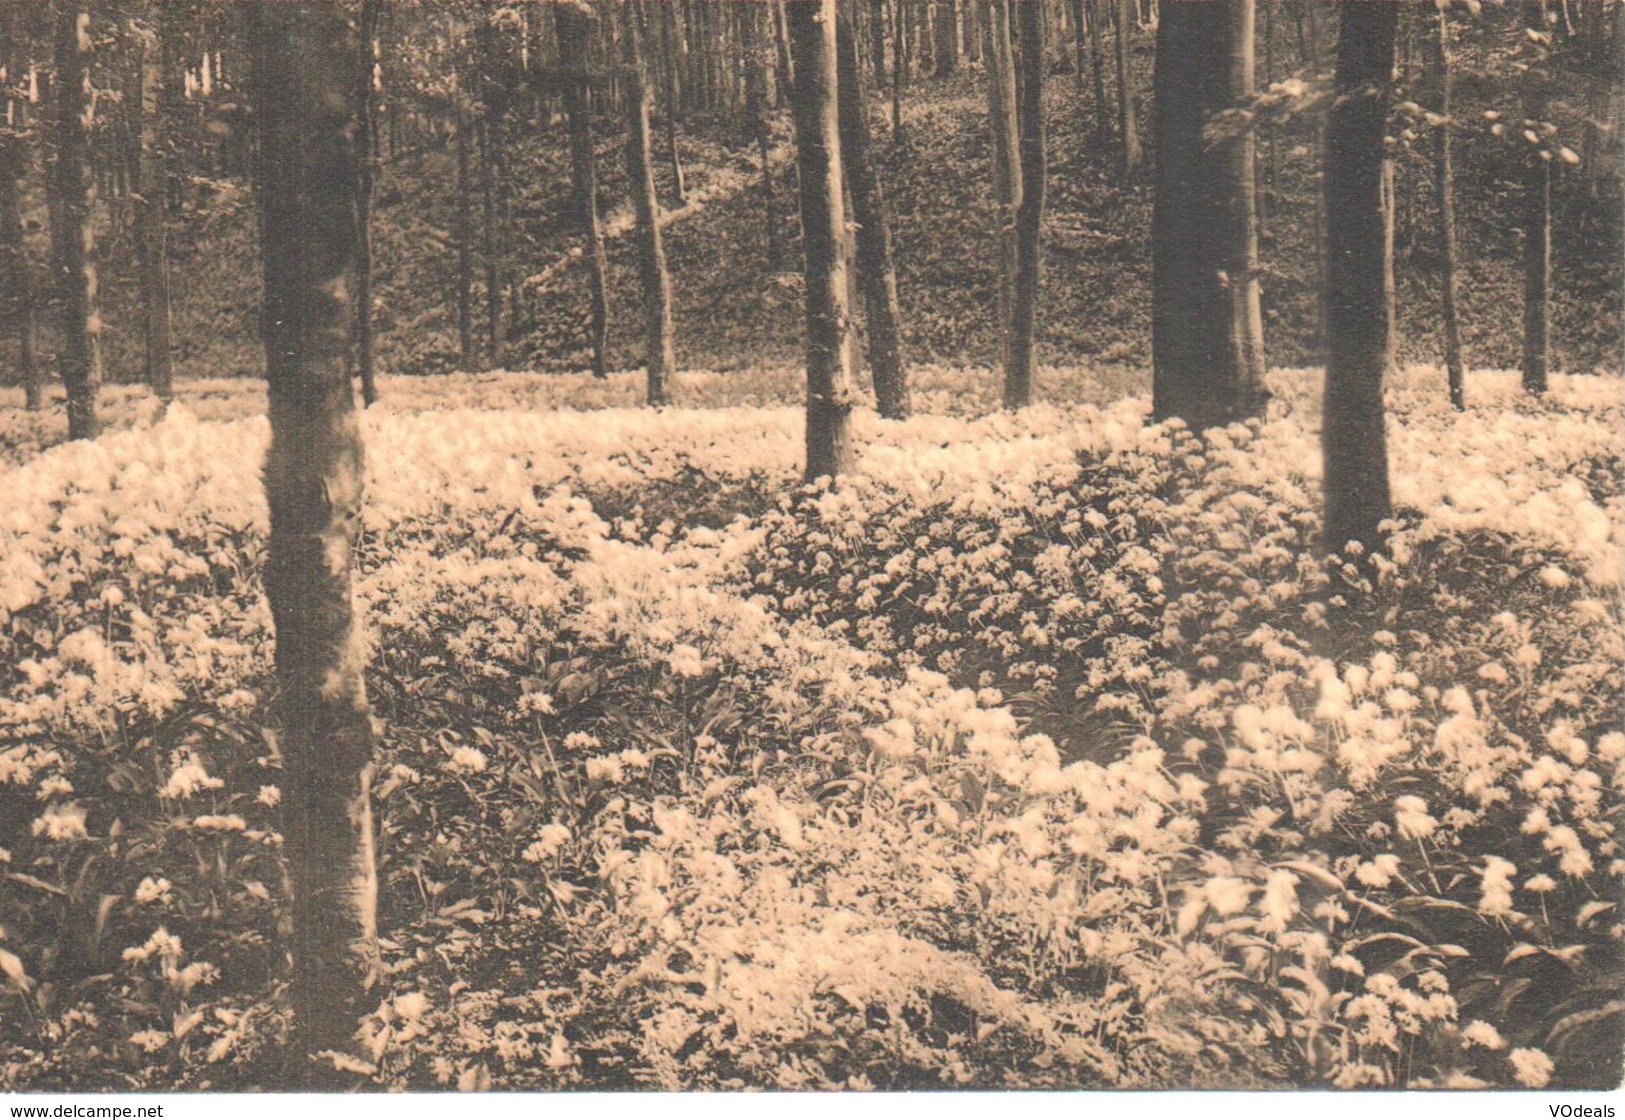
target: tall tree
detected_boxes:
[557,0,609,379]
[1322,0,1398,554]
[1522,0,1552,394]
[455,94,475,370]
[787,0,855,482]
[0,0,38,411]
[626,0,675,406]
[129,4,173,404]
[744,2,782,269]
[836,0,909,418]
[934,0,960,75]
[1006,0,1045,409]
[1083,0,1111,138]
[982,0,1022,380]
[50,0,101,440]
[354,0,380,405]
[1426,0,1465,410]
[249,0,379,1080]
[1151,0,1267,429]
[658,1,687,204]
[1113,0,1141,174]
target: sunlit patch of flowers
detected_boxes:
[0,366,1619,1089]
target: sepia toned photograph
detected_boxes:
[0,0,1620,1099]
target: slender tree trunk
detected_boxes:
[249,0,379,1082]
[774,0,796,108]
[455,100,475,370]
[1426,3,1465,409]
[129,5,174,405]
[1381,153,1397,375]
[1113,0,1141,175]
[892,0,908,140]
[1,1,39,411]
[354,0,379,405]
[869,0,889,87]
[934,0,960,75]
[51,0,101,440]
[1007,0,1045,409]
[837,0,909,418]
[479,117,500,368]
[1522,0,1551,394]
[558,1,610,379]
[1322,0,1397,554]
[788,0,855,482]
[627,2,675,406]
[659,1,688,205]
[983,0,1022,378]
[745,6,782,269]
[1086,0,1110,138]
[1223,0,1268,414]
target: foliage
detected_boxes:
[0,365,1619,1089]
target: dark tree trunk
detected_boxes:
[836,0,909,418]
[1007,0,1045,409]
[788,0,855,482]
[1427,2,1465,409]
[934,0,959,75]
[479,117,500,368]
[249,0,379,1083]
[983,0,1022,378]
[1522,0,1551,394]
[50,0,101,440]
[558,1,610,379]
[455,100,475,370]
[1113,0,1141,175]
[745,5,782,269]
[773,0,796,108]
[659,1,688,205]
[130,3,173,405]
[0,0,39,411]
[868,0,889,87]
[892,0,908,140]
[1153,0,1268,428]
[626,1,675,406]
[1086,0,1110,137]
[1322,0,1397,554]
[354,0,379,405]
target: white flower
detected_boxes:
[1393,795,1437,841]
[1479,856,1517,918]
[192,814,246,832]
[1461,1020,1505,1050]
[134,877,172,905]
[1203,876,1252,916]
[257,785,281,807]
[1258,869,1299,934]
[446,746,488,775]
[32,802,89,841]
[393,992,430,1020]
[1508,1047,1554,1088]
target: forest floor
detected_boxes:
[0,364,1620,1091]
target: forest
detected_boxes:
[0,0,1620,1095]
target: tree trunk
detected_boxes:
[1,0,39,411]
[249,0,379,1083]
[1113,0,1141,175]
[1007,0,1044,409]
[626,2,675,406]
[129,5,174,405]
[745,5,782,269]
[892,0,908,140]
[558,1,610,379]
[455,100,475,370]
[934,0,960,75]
[868,0,889,87]
[1426,3,1465,409]
[659,1,688,205]
[354,0,379,405]
[788,0,855,482]
[837,0,909,419]
[1223,0,1267,414]
[1322,0,1397,554]
[1086,0,1110,138]
[774,0,796,108]
[479,117,500,368]
[983,0,1022,379]
[1522,0,1551,394]
[50,0,101,440]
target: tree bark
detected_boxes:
[455,98,475,370]
[773,0,796,108]
[129,5,174,405]
[0,1,39,411]
[659,1,687,205]
[248,0,379,1083]
[983,0,1022,379]
[354,0,379,405]
[745,5,782,269]
[837,0,909,418]
[788,0,855,483]
[50,0,101,440]
[1113,0,1141,175]
[626,1,675,406]
[1322,0,1397,554]
[1085,0,1110,138]
[1522,0,1551,394]
[479,116,501,368]
[1007,0,1044,409]
[1426,3,1465,409]
[558,0,610,379]
[934,0,960,75]
[868,0,889,87]
[892,0,909,140]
